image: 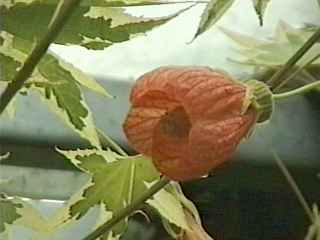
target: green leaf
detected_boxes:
[219,27,265,48]
[146,184,189,231]
[3,95,17,119]
[179,208,214,240]
[1,2,190,50]
[0,32,25,81]
[0,152,10,161]
[166,183,214,239]
[0,53,20,82]
[0,51,19,117]
[222,22,320,92]
[0,196,54,238]
[222,21,319,67]
[148,182,214,239]
[167,182,202,224]
[252,0,271,26]
[193,0,235,39]
[53,55,112,97]
[0,0,170,8]
[58,148,210,239]
[0,33,24,119]
[0,32,109,147]
[32,54,103,147]
[0,198,22,233]
[57,149,160,238]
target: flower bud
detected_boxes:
[123,67,264,181]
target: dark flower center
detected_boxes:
[159,106,191,138]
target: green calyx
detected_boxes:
[243,79,274,123]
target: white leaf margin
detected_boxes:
[145,181,190,231]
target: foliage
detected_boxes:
[0,153,10,161]
[193,0,271,39]
[0,195,55,239]
[222,21,320,67]
[252,0,271,26]
[221,21,320,90]
[0,0,190,147]
[0,150,210,240]
[0,0,215,239]
[0,1,191,50]
[193,0,236,39]
[57,149,160,238]
[56,149,211,240]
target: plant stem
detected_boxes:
[97,129,128,156]
[274,53,320,92]
[267,27,320,88]
[272,151,314,223]
[273,81,320,100]
[0,0,82,115]
[82,177,170,240]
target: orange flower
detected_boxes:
[123,66,257,181]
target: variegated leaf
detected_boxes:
[252,0,271,25]
[57,148,160,239]
[0,196,54,239]
[0,32,110,147]
[193,0,235,39]
[1,1,191,50]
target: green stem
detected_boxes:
[267,27,320,88]
[82,177,170,240]
[97,129,128,156]
[272,151,313,223]
[273,81,320,100]
[274,53,320,92]
[0,0,82,115]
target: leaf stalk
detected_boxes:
[0,0,82,115]
[267,27,320,88]
[273,81,320,100]
[272,151,313,222]
[82,177,170,240]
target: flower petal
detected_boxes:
[151,110,256,181]
[123,90,179,155]
[123,66,257,181]
[151,106,192,181]
[188,110,257,177]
